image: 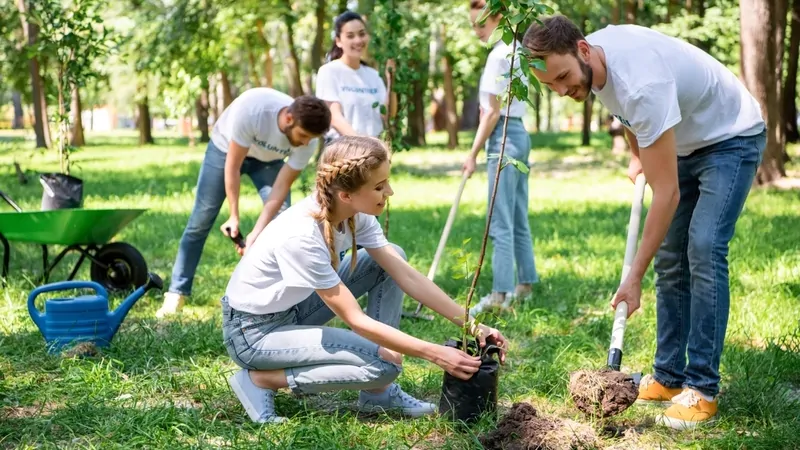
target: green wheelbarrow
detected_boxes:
[0,189,149,291]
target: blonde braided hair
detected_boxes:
[312,136,391,272]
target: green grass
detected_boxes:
[1,129,799,449]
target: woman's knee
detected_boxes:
[378,346,403,366]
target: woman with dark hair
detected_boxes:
[316,11,396,140]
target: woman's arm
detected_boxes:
[327,101,359,136]
[367,245,508,355]
[315,282,482,380]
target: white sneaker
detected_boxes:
[228,369,287,423]
[469,293,514,316]
[155,292,185,319]
[358,383,436,418]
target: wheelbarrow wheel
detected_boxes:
[90,242,148,291]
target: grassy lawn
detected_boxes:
[0,129,798,449]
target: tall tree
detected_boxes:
[784,0,800,143]
[740,0,789,184]
[16,0,51,148]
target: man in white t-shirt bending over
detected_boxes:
[157,88,331,319]
[524,16,765,429]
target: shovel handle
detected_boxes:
[426,172,470,281]
[609,173,647,368]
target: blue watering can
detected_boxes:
[28,272,163,353]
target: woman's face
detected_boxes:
[336,19,370,60]
[470,8,501,43]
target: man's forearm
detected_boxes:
[252,175,294,235]
[629,188,679,281]
[224,169,241,218]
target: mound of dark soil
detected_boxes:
[479,402,598,450]
[568,369,638,418]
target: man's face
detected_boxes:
[282,119,318,147]
[531,48,593,102]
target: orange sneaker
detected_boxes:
[656,388,718,430]
[636,374,683,405]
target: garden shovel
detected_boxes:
[403,172,470,321]
[607,172,647,386]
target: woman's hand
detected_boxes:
[476,324,508,364]
[432,345,481,380]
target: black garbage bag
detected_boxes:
[39,173,83,210]
[439,338,502,423]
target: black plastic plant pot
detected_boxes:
[39,173,83,210]
[438,338,502,424]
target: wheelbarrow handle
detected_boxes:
[28,281,108,313]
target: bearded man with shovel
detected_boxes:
[523,15,766,429]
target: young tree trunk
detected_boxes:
[17,0,50,148]
[460,85,480,131]
[784,0,800,143]
[405,58,427,146]
[220,71,233,108]
[740,0,788,184]
[12,91,24,129]
[582,93,593,146]
[625,0,637,24]
[441,25,458,149]
[137,77,154,145]
[281,2,305,98]
[256,20,274,88]
[70,85,85,147]
[196,89,210,143]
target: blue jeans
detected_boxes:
[486,117,539,293]
[221,244,405,395]
[652,128,766,398]
[169,141,290,296]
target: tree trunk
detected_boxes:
[441,26,458,149]
[784,0,800,143]
[12,91,24,129]
[137,77,153,145]
[281,2,305,98]
[460,85,480,131]
[582,93,593,146]
[534,92,541,132]
[256,20,274,88]
[625,0,637,24]
[546,88,553,131]
[220,71,233,108]
[310,0,326,79]
[740,0,788,184]
[70,85,85,147]
[196,87,211,143]
[17,0,50,148]
[337,0,348,13]
[405,58,427,146]
[246,45,259,88]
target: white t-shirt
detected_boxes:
[315,60,387,138]
[225,195,389,315]
[480,40,527,118]
[586,25,764,156]
[210,87,317,170]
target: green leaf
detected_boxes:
[530,58,546,71]
[504,156,530,174]
[502,27,514,45]
[487,26,504,46]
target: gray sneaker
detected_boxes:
[228,369,287,423]
[357,383,436,418]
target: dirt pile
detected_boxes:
[480,402,599,450]
[568,369,637,418]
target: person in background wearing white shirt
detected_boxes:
[524,15,766,429]
[315,11,397,140]
[465,0,539,316]
[156,89,331,319]
[221,135,508,423]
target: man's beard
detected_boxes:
[576,58,594,102]
[280,122,300,146]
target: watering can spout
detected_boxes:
[108,272,163,335]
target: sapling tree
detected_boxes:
[458,0,553,352]
[27,0,114,175]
